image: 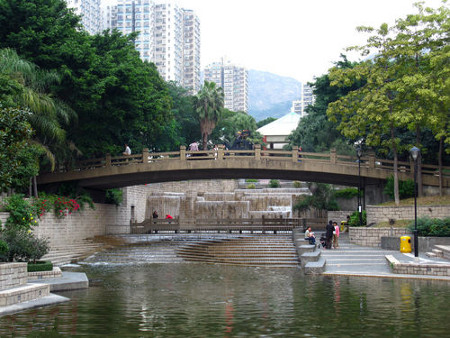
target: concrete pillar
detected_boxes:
[180,145,186,161]
[218,144,224,161]
[106,153,111,167]
[368,151,375,168]
[254,144,261,160]
[292,145,298,163]
[142,148,149,164]
[330,148,337,164]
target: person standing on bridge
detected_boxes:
[123,144,131,156]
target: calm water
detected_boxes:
[1,262,450,337]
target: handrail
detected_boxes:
[56,146,450,180]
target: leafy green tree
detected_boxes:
[288,55,365,154]
[256,117,276,129]
[167,81,200,147]
[293,183,338,213]
[194,81,224,150]
[0,107,34,193]
[0,0,83,70]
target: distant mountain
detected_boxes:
[248,70,302,121]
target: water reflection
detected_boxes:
[1,263,450,337]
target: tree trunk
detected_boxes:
[33,175,38,198]
[415,125,423,197]
[438,136,443,197]
[391,126,400,205]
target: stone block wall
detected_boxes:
[0,263,28,290]
[0,212,8,228]
[367,205,450,225]
[349,227,411,247]
[328,211,352,224]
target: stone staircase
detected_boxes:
[176,235,299,268]
[41,239,110,266]
[0,263,50,308]
[426,245,450,260]
[295,242,325,274]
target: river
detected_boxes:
[1,249,450,336]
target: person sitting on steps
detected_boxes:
[305,227,316,245]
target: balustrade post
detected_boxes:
[292,145,298,162]
[368,151,375,168]
[180,145,186,161]
[330,148,337,164]
[218,144,224,161]
[106,153,111,167]
[142,148,149,164]
[254,144,261,160]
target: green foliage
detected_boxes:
[247,183,256,189]
[384,176,415,200]
[348,210,367,227]
[105,189,123,206]
[0,240,9,261]
[0,229,49,263]
[256,117,277,129]
[194,81,224,149]
[245,179,258,182]
[0,106,34,193]
[293,181,302,188]
[269,179,280,188]
[3,194,39,230]
[408,217,450,237]
[27,261,53,272]
[334,188,360,199]
[293,183,339,212]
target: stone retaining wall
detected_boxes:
[0,212,9,228]
[367,204,450,225]
[349,227,411,247]
[386,255,450,277]
[0,263,27,290]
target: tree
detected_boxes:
[0,107,34,193]
[288,55,365,154]
[0,48,75,171]
[327,2,450,203]
[194,81,224,150]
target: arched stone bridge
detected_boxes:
[37,145,449,191]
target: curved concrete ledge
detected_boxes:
[0,294,69,317]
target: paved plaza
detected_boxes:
[321,233,450,281]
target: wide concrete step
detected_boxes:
[304,258,326,275]
[435,245,450,260]
[0,283,50,307]
[180,256,299,266]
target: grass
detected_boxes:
[379,195,450,207]
[374,220,411,228]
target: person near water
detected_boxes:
[326,220,334,249]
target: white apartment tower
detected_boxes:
[66,0,101,34]
[109,0,201,93]
[291,83,315,117]
[204,59,248,113]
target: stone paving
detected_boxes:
[320,233,450,280]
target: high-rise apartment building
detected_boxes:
[66,0,101,34]
[204,59,248,113]
[107,0,201,93]
[291,83,315,117]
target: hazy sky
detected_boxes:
[104,0,446,82]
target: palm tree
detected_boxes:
[194,81,224,150]
[0,48,77,170]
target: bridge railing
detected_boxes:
[70,146,449,179]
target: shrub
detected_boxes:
[3,194,39,230]
[0,229,49,263]
[408,217,450,237]
[293,181,302,188]
[348,210,367,227]
[334,188,360,199]
[245,179,258,183]
[105,188,123,206]
[269,179,280,188]
[0,240,9,261]
[384,176,415,200]
[27,261,53,272]
[247,183,256,189]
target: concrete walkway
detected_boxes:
[320,233,450,281]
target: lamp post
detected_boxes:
[357,146,362,227]
[410,146,420,259]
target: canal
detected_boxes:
[1,250,450,336]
